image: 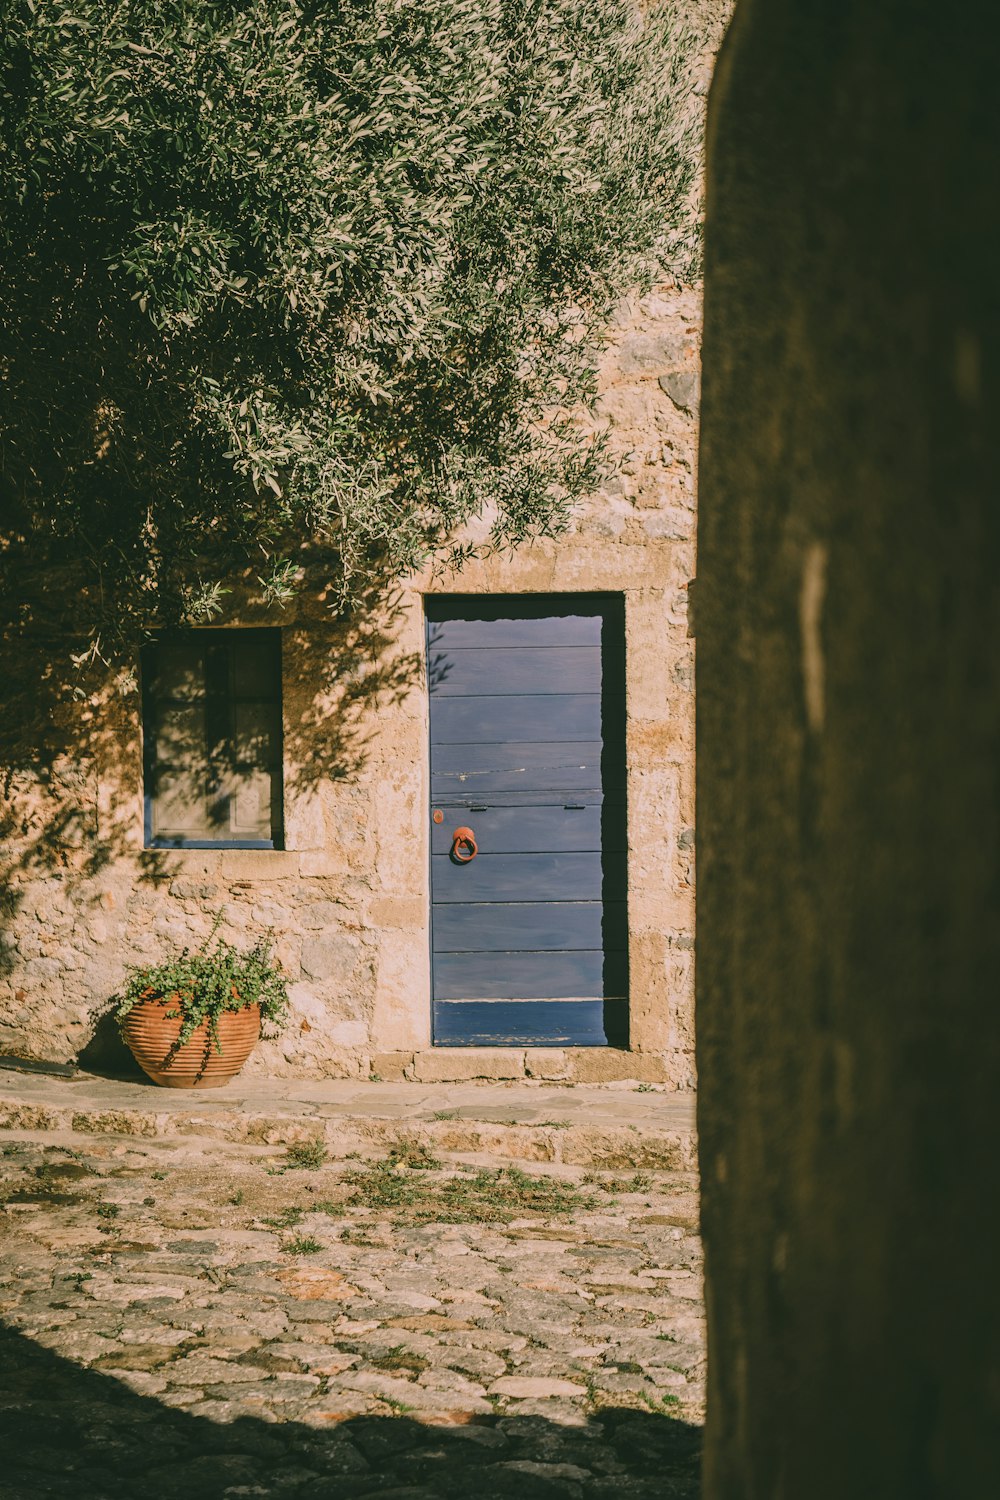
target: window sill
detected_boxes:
[138,848,301,881]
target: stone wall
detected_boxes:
[1,284,701,1086]
[698,0,1000,1492]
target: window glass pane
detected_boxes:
[145,629,282,847]
[233,702,278,765]
[155,704,206,765]
[152,771,210,839]
[229,768,274,839]
[233,635,278,697]
[155,642,205,700]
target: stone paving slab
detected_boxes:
[0,1071,697,1170]
[0,1118,705,1498]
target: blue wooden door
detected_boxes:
[427,596,627,1047]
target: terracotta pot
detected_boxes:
[121,998,261,1088]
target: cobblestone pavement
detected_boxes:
[0,1129,704,1499]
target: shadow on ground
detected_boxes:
[73,1013,148,1083]
[0,1324,700,1499]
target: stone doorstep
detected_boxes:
[0,1071,697,1172]
[374,1047,695,1087]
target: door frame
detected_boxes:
[424,591,628,1048]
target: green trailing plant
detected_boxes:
[1,0,712,655]
[115,929,289,1056]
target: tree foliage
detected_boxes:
[1,0,701,634]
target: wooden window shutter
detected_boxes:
[142,629,283,848]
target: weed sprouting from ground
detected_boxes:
[283,1234,323,1255]
[583,1171,653,1193]
[377,1396,415,1417]
[385,1138,441,1171]
[283,1141,328,1170]
[643,1391,683,1415]
[369,1344,429,1377]
[263,1205,305,1229]
[346,1161,421,1213]
[345,1158,595,1225]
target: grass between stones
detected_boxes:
[368,1344,430,1376]
[282,1140,329,1170]
[282,1233,323,1255]
[582,1170,653,1193]
[343,1156,597,1225]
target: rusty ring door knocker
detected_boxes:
[451,826,478,863]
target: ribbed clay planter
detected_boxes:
[121,998,261,1088]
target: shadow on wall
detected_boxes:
[0,566,423,1067]
[0,1323,701,1499]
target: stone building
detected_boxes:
[1,0,734,1087]
[0,288,701,1088]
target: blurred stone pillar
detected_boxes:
[696,1,1000,1493]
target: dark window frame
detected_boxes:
[141,628,285,850]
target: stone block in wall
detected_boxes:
[639,506,696,541]
[628,718,694,764]
[369,1051,413,1082]
[626,769,686,915]
[627,927,694,1056]
[299,850,348,878]
[245,1040,364,1080]
[614,332,691,376]
[168,879,220,901]
[283,981,327,1029]
[320,1016,370,1049]
[319,785,376,872]
[658,369,701,414]
[299,899,350,930]
[300,931,366,985]
[371,939,431,1052]
[409,1048,526,1083]
[551,540,673,592]
[524,1048,571,1080]
[219,850,300,880]
[283,788,325,851]
[564,1050,676,1086]
[574,493,634,539]
[594,383,665,435]
[366,896,425,931]
[373,768,426,897]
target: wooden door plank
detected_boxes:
[430,805,613,855]
[432,850,604,903]
[427,613,603,650]
[433,949,627,1001]
[433,900,626,952]
[433,998,627,1047]
[431,693,611,745]
[431,737,603,772]
[428,647,602,697]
